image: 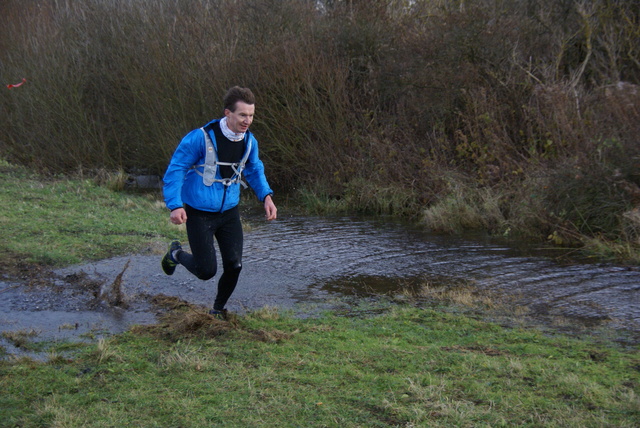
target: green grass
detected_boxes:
[0,160,181,267]
[1,305,638,427]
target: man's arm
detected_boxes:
[163,129,203,211]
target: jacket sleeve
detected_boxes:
[162,129,204,210]
[243,135,274,202]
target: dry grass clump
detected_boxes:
[1,329,40,349]
[132,309,234,342]
[135,295,232,340]
[93,337,123,364]
[399,276,524,314]
[138,295,295,343]
[157,344,210,372]
[250,328,296,344]
[416,281,500,309]
[134,307,296,344]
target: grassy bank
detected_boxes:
[1,302,638,427]
[0,160,180,272]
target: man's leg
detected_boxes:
[178,205,218,280]
[212,207,243,311]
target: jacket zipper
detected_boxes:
[219,185,228,212]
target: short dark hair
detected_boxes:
[223,86,255,112]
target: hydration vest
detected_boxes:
[193,127,252,188]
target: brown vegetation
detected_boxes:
[0,0,638,256]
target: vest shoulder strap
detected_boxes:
[193,126,252,188]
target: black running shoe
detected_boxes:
[161,240,182,275]
[209,309,228,321]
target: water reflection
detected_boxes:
[244,214,639,334]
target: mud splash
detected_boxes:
[2,214,639,357]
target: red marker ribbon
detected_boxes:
[7,78,26,89]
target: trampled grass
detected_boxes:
[1,305,638,427]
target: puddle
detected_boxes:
[2,214,639,357]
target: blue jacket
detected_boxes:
[163,119,273,212]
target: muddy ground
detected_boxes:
[0,243,320,357]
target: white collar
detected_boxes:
[220,117,245,142]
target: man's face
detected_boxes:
[225,101,255,134]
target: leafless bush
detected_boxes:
[1,0,638,247]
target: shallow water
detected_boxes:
[1,213,639,356]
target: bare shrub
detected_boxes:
[1,0,639,250]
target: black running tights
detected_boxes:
[177,204,243,310]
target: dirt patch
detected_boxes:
[0,253,54,286]
[131,309,235,342]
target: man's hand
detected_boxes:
[264,195,277,221]
[170,208,188,225]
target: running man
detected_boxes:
[161,86,277,319]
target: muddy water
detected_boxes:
[1,214,639,356]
